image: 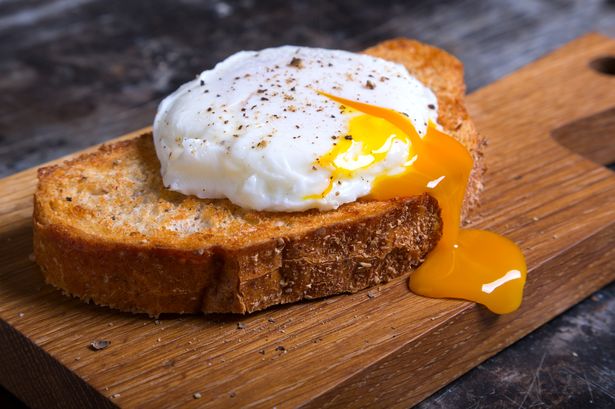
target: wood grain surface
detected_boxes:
[1,34,615,409]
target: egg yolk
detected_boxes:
[314,91,527,314]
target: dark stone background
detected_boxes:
[0,0,613,407]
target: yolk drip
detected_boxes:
[316,92,527,314]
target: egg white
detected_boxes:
[153,46,438,211]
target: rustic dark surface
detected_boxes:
[0,0,614,408]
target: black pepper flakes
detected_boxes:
[288,57,304,69]
[199,80,205,86]
[428,104,436,110]
[365,80,376,90]
[65,197,72,202]
[344,135,353,140]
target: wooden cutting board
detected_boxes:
[1,33,614,409]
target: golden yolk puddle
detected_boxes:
[314,91,527,314]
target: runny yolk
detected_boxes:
[315,91,527,314]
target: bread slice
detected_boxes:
[33,39,484,316]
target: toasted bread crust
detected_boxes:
[33,39,481,315]
[35,190,440,314]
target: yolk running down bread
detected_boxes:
[317,92,527,314]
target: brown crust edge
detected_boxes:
[34,194,441,315]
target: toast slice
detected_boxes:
[33,39,484,316]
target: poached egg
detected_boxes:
[153,46,437,211]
